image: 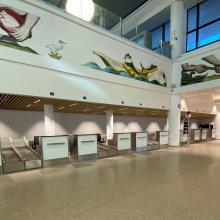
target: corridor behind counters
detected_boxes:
[1,140,220,220]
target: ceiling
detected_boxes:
[0,94,215,119]
[0,94,167,118]
[41,0,149,18]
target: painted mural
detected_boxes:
[46,40,66,60]
[181,55,220,86]
[83,51,167,87]
[0,3,40,54]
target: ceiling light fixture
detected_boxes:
[58,107,65,110]
[69,103,78,107]
[34,99,40,104]
[97,106,106,109]
[66,0,95,22]
[83,108,91,112]
[26,104,31,108]
[119,108,128,111]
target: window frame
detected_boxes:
[186,0,220,52]
[150,21,170,50]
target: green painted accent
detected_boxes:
[48,51,62,60]
[0,41,38,54]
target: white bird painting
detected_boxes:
[46,40,66,59]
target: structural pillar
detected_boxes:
[215,105,220,139]
[106,110,113,140]
[170,0,186,59]
[168,94,181,146]
[44,104,55,136]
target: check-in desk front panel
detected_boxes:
[136,132,148,148]
[194,129,201,141]
[116,133,131,151]
[212,129,216,139]
[42,136,69,161]
[201,129,208,140]
[77,135,98,156]
[180,132,188,143]
[157,131,169,146]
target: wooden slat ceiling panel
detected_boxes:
[0,93,213,119]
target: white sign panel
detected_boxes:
[42,136,69,161]
[160,131,169,145]
[136,133,148,148]
[212,129,216,139]
[181,133,188,143]
[0,150,2,166]
[117,133,131,150]
[78,135,97,156]
[194,130,201,141]
[201,129,208,140]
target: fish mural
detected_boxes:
[181,55,220,85]
[0,3,40,54]
[83,51,167,87]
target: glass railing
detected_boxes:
[38,0,171,58]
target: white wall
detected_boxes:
[0,110,168,139]
[0,0,172,111]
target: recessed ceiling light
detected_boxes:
[58,107,65,110]
[26,104,31,108]
[97,106,106,109]
[119,108,128,111]
[69,103,78,107]
[34,99,40,104]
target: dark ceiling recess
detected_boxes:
[93,0,149,18]
[42,0,149,19]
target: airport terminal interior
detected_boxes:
[1,0,220,219]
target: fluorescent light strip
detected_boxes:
[58,107,64,110]
[119,108,128,111]
[97,106,106,109]
[26,104,31,108]
[69,103,78,107]
[34,99,40,104]
[83,108,91,112]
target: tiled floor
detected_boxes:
[1,141,220,219]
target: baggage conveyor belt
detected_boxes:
[1,147,25,173]
[13,146,42,170]
[1,145,42,173]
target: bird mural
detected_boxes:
[46,40,66,59]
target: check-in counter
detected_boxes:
[70,134,98,160]
[0,144,2,174]
[131,132,148,152]
[180,131,188,145]
[40,135,69,165]
[156,131,169,147]
[201,129,208,141]
[211,129,216,139]
[190,129,201,143]
[111,133,131,154]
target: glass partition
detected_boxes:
[38,0,171,58]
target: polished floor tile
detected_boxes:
[1,141,220,219]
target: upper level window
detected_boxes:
[151,22,170,50]
[187,0,220,52]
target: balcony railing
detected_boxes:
[38,0,171,58]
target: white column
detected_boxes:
[170,0,186,59]
[215,105,220,139]
[168,94,181,146]
[44,104,55,136]
[106,110,113,140]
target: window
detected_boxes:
[151,22,170,50]
[187,0,220,52]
